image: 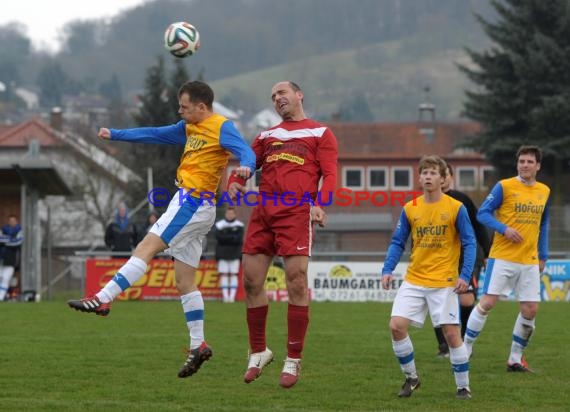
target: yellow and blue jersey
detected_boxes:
[477,177,550,264]
[110,114,255,196]
[382,194,476,287]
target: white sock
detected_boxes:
[509,312,535,364]
[0,266,15,300]
[392,336,417,379]
[96,256,147,303]
[464,305,488,352]
[229,273,238,302]
[219,274,229,301]
[181,290,204,349]
[450,344,470,389]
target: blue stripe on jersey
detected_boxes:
[452,362,469,373]
[481,258,495,295]
[113,273,131,291]
[185,309,204,322]
[397,352,414,365]
[161,196,201,244]
[513,334,528,347]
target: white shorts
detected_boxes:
[218,259,240,274]
[482,258,540,302]
[150,190,215,268]
[391,281,460,328]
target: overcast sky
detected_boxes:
[0,0,149,52]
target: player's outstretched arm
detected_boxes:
[98,128,111,140]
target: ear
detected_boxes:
[536,162,541,171]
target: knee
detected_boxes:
[243,274,263,296]
[460,293,475,307]
[175,277,192,294]
[389,319,407,340]
[286,268,308,298]
[521,303,538,319]
[443,326,461,347]
[477,296,496,314]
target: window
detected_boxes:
[368,167,388,190]
[457,167,476,190]
[342,167,364,190]
[391,167,412,190]
[480,166,495,189]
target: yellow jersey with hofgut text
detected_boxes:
[176,114,230,194]
[110,114,255,198]
[382,194,476,288]
[478,177,550,264]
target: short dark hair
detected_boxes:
[288,81,303,103]
[516,145,542,163]
[289,81,302,92]
[178,81,214,110]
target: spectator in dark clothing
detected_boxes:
[105,202,138,253]
[434,164,492,357]
[138,211,160,244]
[214,208,244,303]
[0,215,23,301]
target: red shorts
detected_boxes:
[243,202,313,256]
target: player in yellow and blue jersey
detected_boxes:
[382,155,476,400]
[68,81,255,378]
[464,145,550,373]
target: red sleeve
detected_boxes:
[316,128,338,206]
[227,170,247,188]
[252,135,265,170]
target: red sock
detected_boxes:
[247,305,268,353]
[287,304,309,359]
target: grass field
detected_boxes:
[0,299,568,411]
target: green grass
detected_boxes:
[0,300,568,411]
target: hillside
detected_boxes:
[0,0,494,121]
[212,35,482,121]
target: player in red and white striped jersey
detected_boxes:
[228,81,338,388]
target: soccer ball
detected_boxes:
[164,22,200,58]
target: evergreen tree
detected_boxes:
[100,74,129,128]
[133,55,172,126]
[62,21,98,55]
[459,0,570,198]
[168,59,190,115]
[0,23,31,64]
[36,62,72,108]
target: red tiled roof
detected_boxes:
[326,121,483,159]
[0,118,62,147]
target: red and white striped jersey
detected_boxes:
[251,118,338,206]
